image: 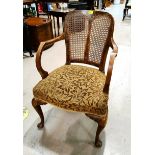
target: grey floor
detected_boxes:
[23,4,131,155]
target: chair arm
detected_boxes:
[36,33,65,79]
[110,37,118,52]
[103,38,118,94]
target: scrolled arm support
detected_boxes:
[103,38,118,94]
[36,33,65,79]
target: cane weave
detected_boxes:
[64,10,114,70]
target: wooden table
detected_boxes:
[47,8,75,37]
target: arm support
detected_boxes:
[36,33,65,79]
[103,38,118,94]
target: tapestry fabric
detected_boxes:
[33,65,108,115]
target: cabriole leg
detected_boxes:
[85,109,108,147]
[95,113,108,147]
[32,98,47,129]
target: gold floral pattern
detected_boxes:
[33,65,108,115]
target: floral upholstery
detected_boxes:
[33,65,108,115]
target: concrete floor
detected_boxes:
[23,4,131,155]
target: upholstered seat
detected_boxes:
[33,65,108,115]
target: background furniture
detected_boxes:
[68,0,94,10]
[23,0,104,38]
[23,0,40,56]
[36,1,70,37]
[23,22,34,56]
[23,17,53,52]
[23,0,38,17]
[122,0,131,20]
[47,8,75,37]
[23,0,106,18]
[32,10,118,147]
[43,0,96,37]
[36,0,69,17]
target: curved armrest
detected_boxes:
[36,33,65,79]
[103,38,118,94]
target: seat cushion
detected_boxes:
[33,65,108,115]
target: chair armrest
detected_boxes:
[103,38,118,94]
[110,37,118,52]
[36,33,65,79]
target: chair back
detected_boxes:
[64,10,114,72]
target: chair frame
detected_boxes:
[32,11,118,147]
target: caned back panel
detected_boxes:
[64,10,114,71]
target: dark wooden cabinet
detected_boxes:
[23,17,53,52]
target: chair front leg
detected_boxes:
[85,108,108,147]
[32,98,47,129]
[95,112,108,147]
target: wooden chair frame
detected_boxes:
[32,11,118,147]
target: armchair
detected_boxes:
[32,10,118,147]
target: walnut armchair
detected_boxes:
[32,10,118,147]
